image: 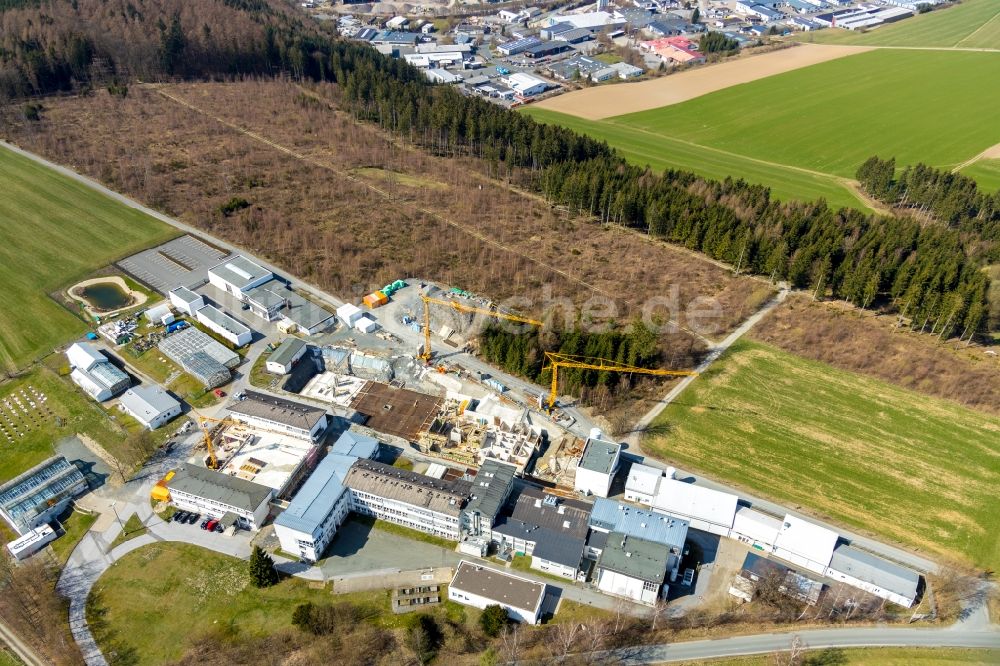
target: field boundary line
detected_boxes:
[149,85,616,301]
[953,7,1000,48]
[600,121,886,212]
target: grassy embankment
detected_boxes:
[646,339,1000,573]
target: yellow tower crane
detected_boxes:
[420,295,543,362]
[543,352,697,412]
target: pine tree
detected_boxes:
[249,545,279,588]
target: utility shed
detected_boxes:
[266,338,308,375]
[651,478,738,536]
[449,560,546,624]
[772,514,839,574]
[826,545,920,608]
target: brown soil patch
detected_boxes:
[531,44,873,120]
[1,80,764,353]
[750,294,1000,414]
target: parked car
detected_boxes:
[186,512,200,525]
[200,519,211,530]
[214,389,226,398]
[213,523,224,533]
[205,519,218,532]
[171,510,187,523]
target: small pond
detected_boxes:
[80,282,131,311]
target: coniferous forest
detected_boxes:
[1,0,995,341]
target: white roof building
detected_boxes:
[574,436,620,498]
[195,305,253,347]
[207,255,273,300]
[449,561,546,624]
[145,303,174,325]
[118,385,182,430]
[729,506,781,551]
[624,463,662,505]
[66,342,106,372]
[651,478,738,536]
[336,303,363,326]
[772,514,839,574]
[504,72,549,97]
[169,287,206,316]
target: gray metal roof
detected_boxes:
[208,255,272,290]
[465,458,518,523]
[578,437,619,474]
[345,459,470,516]
[228,390,327,432]
[269,338,307,368]
[450,561,545,613]
[168,463,272,512]
[273,452,355,535]
[81,362,129,391]
[493,517,585,569]
[245,283,287,310]
[196,305,251,337]
[119,385,180,420]
[329,431,380,458]
[169,286,201,304]
[829,545,920,600]
[589,498,688,549]
[598,533,670,583]
[508,486,590,539]
[283,290,335,330]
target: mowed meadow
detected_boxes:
[645,339,1000,573]
[523,49,1000,206]
[794,0,1000,48]
[0,145,175,370]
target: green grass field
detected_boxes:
[0,362,132,483]
[793,0,1000,48]
[645,339,1000,573]
[0,145,175,371]
[961,159,1000,192]
[522,108,868,210]
[523,49,1000,209]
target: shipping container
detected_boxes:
[363,291,389,308]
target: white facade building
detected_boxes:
[825,545,920,608]
[166,464,273,530]
[169,286,206,316]
[729,506,782,551]
[195,305,253,347]
[504,72,549,98]
[345,459,469,540]
[66,342,130,402]
[118,385,182,430]
[772,514,839,575]
[272,431,379,562]
[651,478,738,536]
[227,390,328,442]
[624,462,662,504]
[574,436,620,498]
[266,337,308,375]
[207,255,274,301]
[6,525,57,560]
[145,303,174,326]
[596,533,671,605]
[449,561,546,624]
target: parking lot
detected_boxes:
[118,234,231,294]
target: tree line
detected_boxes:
[857,155,1000,261]
[1,0,992,339]
[479,319,670,396]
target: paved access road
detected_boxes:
[605,626,1000,664]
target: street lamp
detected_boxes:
[110,500,125,536]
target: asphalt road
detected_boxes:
[606,626,1000,664]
